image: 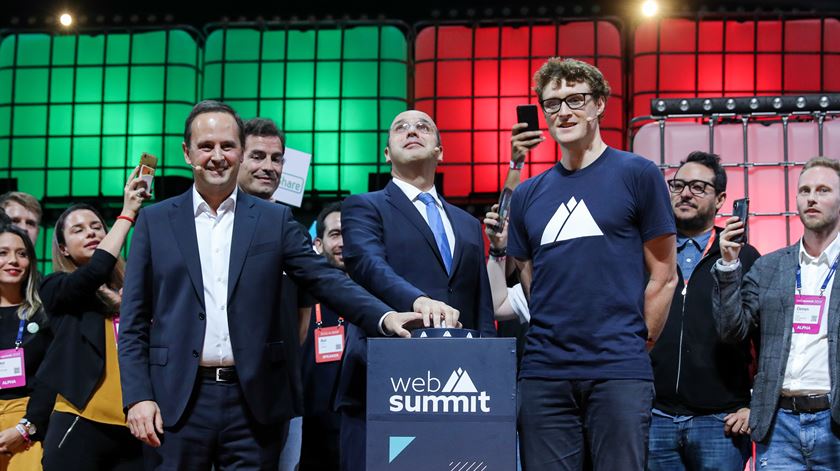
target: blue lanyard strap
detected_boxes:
[14,318,25,349]
[796,251,840,294]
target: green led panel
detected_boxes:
[0,29,201,267]
[0,29,201,200]
[203,24,409,195]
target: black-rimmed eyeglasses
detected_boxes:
[539,93,595,114]
[668,179,715,196]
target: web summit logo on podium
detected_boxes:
[388,368,491,413]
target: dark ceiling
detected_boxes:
[5,0,840,30]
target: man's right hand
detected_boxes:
[511,123,544,164]
[413,296,460,329]
[719,216,745,263]
[127,400,164,447]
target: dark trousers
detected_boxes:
[300,412,341,470]
[42,411,143,471]
[142,377,288,471]
[518,378,654,471]
[338,408,365,471]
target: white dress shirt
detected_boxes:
[390,177,455,257]
[782,233,840,395]
[193,185,238,367]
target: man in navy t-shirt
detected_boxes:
[507,58,678,470]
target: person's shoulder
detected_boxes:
[141,190,191,216]
[444,202,480,225]
[606,147,658,173]
[751,244,793,269]
[344,189,386,210]
[514,165,556,195]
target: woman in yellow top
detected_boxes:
[0,222,53,471]
[34,167,148,471]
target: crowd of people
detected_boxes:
[0,56,836,471]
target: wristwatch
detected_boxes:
[18,418,36,436]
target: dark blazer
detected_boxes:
[712,243,840,442]
[336,180,496,409]
[32,250,118,437]
[119,190,394,426]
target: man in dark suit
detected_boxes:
[118,100,435,471]
[237,117,312,470]
[713,156,840,468]
[338,109,496,470]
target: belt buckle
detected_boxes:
[216,368,223,382]
[791,396,799,411]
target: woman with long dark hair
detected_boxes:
[0,223,52,470]
[36,167,148,470]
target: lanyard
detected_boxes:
[14,319,25,349]
[796,251,840,295]
[315,304,343,328]
[683,231,716,285]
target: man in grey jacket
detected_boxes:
[712,156,840,469]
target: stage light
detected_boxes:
[59,13,72,27]
[649,94,840,116]
[642,0,659,17]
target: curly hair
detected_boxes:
[533,58,611,101]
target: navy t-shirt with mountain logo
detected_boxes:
[508,146,675,381]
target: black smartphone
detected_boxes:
[490,188,514,234]
[732,198,749,244]
[516,104,540,132]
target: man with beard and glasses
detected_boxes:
[714,156,840,468]
[648,151,760,471]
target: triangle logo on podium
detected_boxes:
[441,368,478,393]
[389,436,415,463]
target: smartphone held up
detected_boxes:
[139,152,158,195]
[732,198,749,244]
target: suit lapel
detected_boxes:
[385,181,447,271]
[827,251,840,335]
[170,191,205,308]
[441,198,465,279]
[779,245,800,362]
[227,193,259,302]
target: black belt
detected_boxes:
[778,394,830,413]
[198,366,238,383]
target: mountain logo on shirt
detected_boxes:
[540,196,604,245]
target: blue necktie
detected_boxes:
[418,192,452,274]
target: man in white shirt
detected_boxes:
[713,156,840,468]
[119,101,438,471]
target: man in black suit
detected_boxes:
[118,100,437,471]
[338,109,496,470]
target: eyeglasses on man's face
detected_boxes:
[539,93,595,114]
[392,120,435,135]
[668,178,716,196]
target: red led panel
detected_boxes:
[414,21,624,198]
[633,18,840,119]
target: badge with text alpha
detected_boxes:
[792,294,825,334]
[314,305,344,363]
